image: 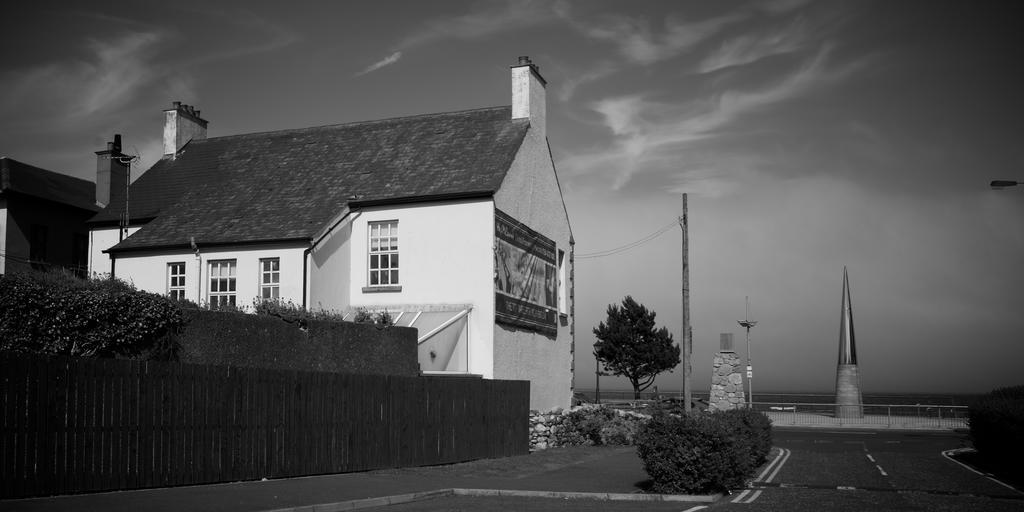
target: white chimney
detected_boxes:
[163,101,208,158]
[511,56,547,140]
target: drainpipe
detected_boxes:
[191,237,201,304]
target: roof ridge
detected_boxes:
[196,105,515,144]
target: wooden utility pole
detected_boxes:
[681,194,692,412]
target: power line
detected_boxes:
[575,219,679,260]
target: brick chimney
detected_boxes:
[511,56,547,140]
[163,101,208,158]
[95,134,128,209]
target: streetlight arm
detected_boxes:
[990,180,1022,188]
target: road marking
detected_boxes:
[681,506,707,512]
[731,489,751,503]
[764,449,791,483]
[734,448,791,504]
[942,449,1024,495]
[866,454,875,463]
[730,489,762,504]
[755,448,788,482]
[876,464,889,476]
[837,485,857,490]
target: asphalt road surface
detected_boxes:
[709,428,1024,512]
[380,429,1023,512]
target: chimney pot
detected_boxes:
[173,101,181,109]
[518,56,531,65]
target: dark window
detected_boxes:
[72,233,88,277]
[30,224,48,270]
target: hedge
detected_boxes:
[636,409,773,494]
[0,271,182,359]
[968,385,1024,468]
[178,309,419,376]
[0,271,419,376]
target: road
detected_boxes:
[376,429,1024,511]
[709,428,1024,512]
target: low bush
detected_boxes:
[636,409,773,494]
[969,385,1024,468]
[599,414,643,445]
[553,406,616,446]
[0,270,183,359]
[549,406,647,447]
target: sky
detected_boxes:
[2,0,1023,395]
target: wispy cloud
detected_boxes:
[564,11,745,66]
[400,0,557,48]
[178,7,301,67]
[561,45,854,190]
[757,0,815,15]
[354,51,403,77]
[0,31,164,124]
[698,17,810,73]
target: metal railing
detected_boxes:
[753,402,968,430]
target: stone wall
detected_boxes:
[709,351,746,411]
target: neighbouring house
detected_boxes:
[0,157,97,276]
[87,56,575,411]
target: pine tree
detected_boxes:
[594,296,681,399]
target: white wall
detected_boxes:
[88,226,140,277]
[112,243,306,307]
[341,199,496,377]
[309,213,357,313]
[493,118,575,412]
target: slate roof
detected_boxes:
[0,157,98,212]
[99,106,529,253]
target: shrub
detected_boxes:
[553,406,616,446]
[0,270,183,359]
[600,415,643,446]
[636,409,773,494]
[969,385,1024,468]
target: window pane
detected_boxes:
[380,254,389,268]
[391,270,399,284]
[271,260,279,271]
[370,272,379,285]
[370,255,379,269]
[381,271,390,285]
[391,254,399,268]
[228,280,236,292]
[390,237,398,250]
[271,274,279,284]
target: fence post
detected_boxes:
[887,406,891,427]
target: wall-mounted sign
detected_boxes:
[494,209,557,336]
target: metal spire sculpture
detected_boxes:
[835,267,864,418]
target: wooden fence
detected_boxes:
[0,353,530,499]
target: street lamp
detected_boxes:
[990,180,1022,189]
[737,296,757,408]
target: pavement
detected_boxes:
[0,447,718,512]
[1,414,964,512]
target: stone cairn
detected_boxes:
[709,333,746,411]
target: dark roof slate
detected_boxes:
[102,106,528,252]
[0,157,98,212]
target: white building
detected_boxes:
[88,57,575,411]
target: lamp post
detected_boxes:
[737,297,757,408]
